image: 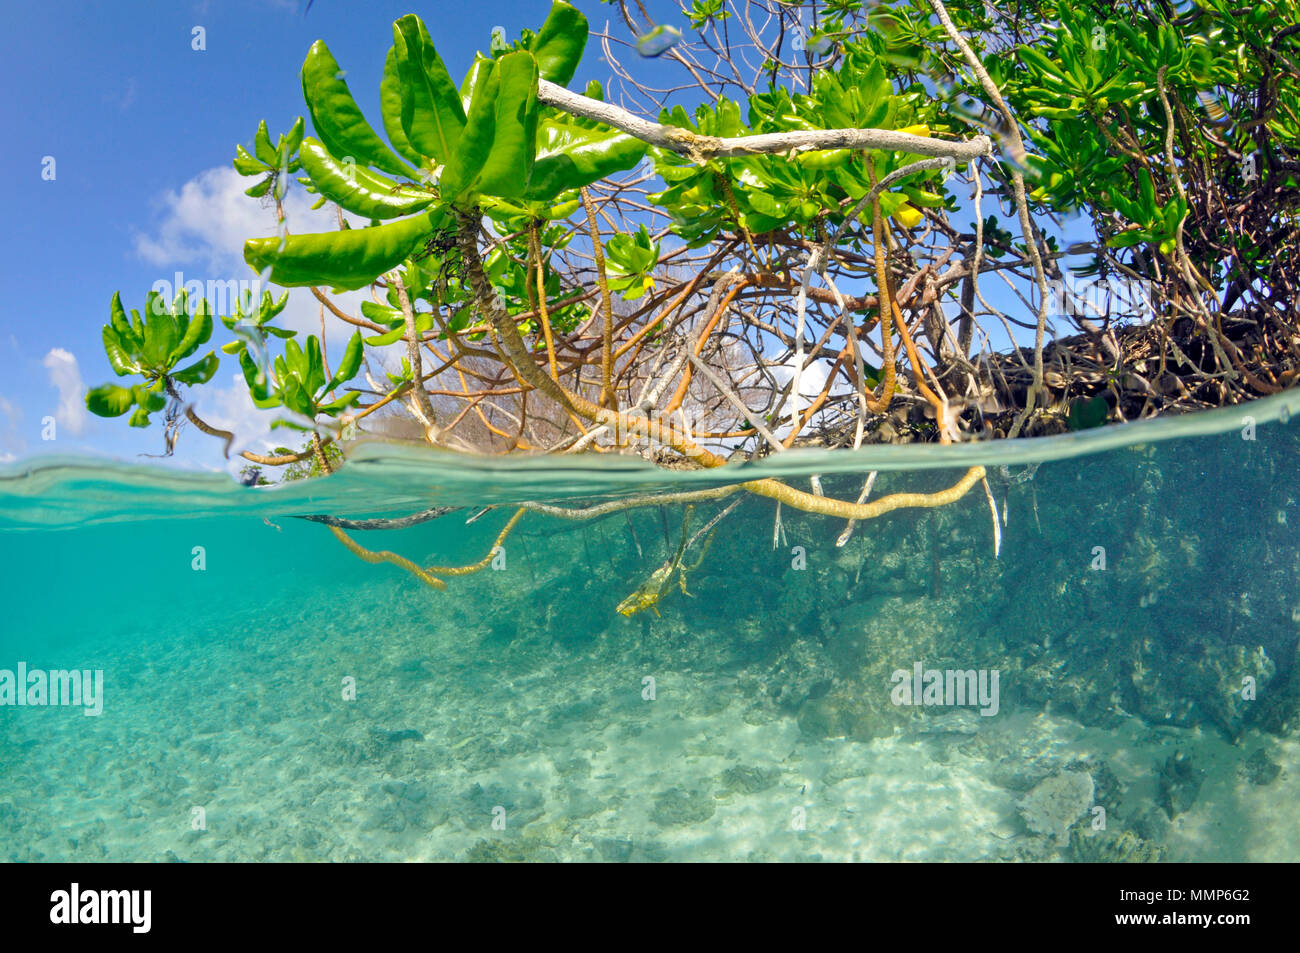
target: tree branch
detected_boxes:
[537,78,993,162]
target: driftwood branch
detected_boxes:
[537,79,993,163]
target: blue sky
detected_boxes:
[0,0,1079,474]
[1,0,599,472]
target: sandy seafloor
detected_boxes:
[1,570,1295,863]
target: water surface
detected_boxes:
[2,393,1298,861]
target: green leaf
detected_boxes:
[472,51,539,200]
[523,118,647,201]
[281,374,313,417]
[1106,229,1146,248]
[744,188,788,219]
[392,15,467,166]
[530,1,588,85]
[442,58,498,198]
[305,335,326,395]
[244,209,446,291]
[1018,45,1069,82]
[170,299,212,363]
[459,53,493,113]
[301,39,414,179]
[254,120,278,165]
[327,331,364,392]
[298,137,434,219]
[171,351,220,385]
[317,391,362,415]
[360,300,403,324]
[101,326,140,377]
[85,383,136,418]
[240,350,277,405]
[364,326,406,346]
[233,144,265,176]
[283,117,306,156]
[1162,197,1186,233]
[380,47,425,168]
[108,291,136,344]
[386,356,413,384]
[140,298,179,370]
[1138,169,1157,219]
[544,197,580,219]
[901,185,948,209]
[133,383,166,414]
[284,337,306,382]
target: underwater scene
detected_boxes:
[2,393,1297,864]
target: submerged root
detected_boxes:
[426,508,527,576]
[324,465,984,595]
[521,486,741,520]
[519,468,986,524]
[327,525,448,591]
[328,507,526,590]
[740,466,985,519]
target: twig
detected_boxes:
[925,0,1050,438]
[686,350,784,452]
[624,511,643,558]
[687,497,742,550]
[835,472,878,547]
[393,272,440,442]
[981,475,1001,559]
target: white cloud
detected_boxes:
[103,76,137,112]
[132,166,367,346]
[194,372,333,478]
[196,372,281,467]
[770,353,836,419]
[134,167,271,272]
[42,348,88,437]
[0,394,23,459]
[130,167,419,469]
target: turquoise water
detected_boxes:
[2,394,1299,862]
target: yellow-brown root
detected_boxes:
[426,508,527,576]
[327,525,448,590]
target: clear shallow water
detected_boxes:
[2,392,1299,862]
